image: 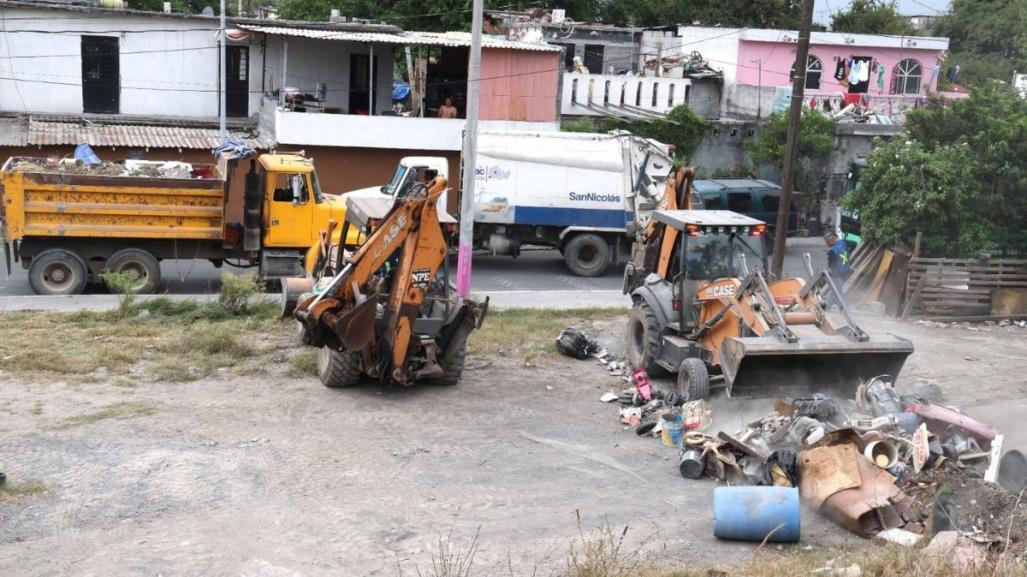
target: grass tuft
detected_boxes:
[0,479,47,503]
[469,308,626,363]
[48,401,156,431]
[287,349,318,378]
[416,528,480,577]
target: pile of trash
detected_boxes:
[8,157,200,179]
[589,363,1027,558]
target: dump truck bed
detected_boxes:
[1,157,225,242]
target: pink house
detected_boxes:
[642,26,963,121]
[736,29,949,99]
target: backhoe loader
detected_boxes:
[293,176,487,388]
[625,207,913,401]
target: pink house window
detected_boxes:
[805,55,823,90]
[896,59,923,95]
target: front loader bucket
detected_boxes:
[719,334,914,398]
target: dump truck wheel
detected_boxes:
[317,347,362,388]
[28,249,88,295]
[433,342,467,386]
[104,248,161,294]
[625,303,667,376]
[564,233,610,277]
[677,358,709,402]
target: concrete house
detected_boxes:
[0,0,562,206]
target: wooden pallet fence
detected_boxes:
[904,258,1027,317]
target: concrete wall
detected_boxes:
[546,26,640,73]
[0,7,263,118]
[561,73,692,117]
[479,48,559,122]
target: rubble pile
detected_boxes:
[597,368,1025,556]
[8,157,200,179]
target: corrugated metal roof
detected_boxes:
[240,25,561,52]
[0,117,28,146]
[27,120,272,150]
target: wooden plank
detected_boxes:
[844,245,883,293]
[867,250,895,302]
[992,289,1027,316]
[879,250,909,315]
[909,258,1027,266]
[912,232,922,259]
[901,276,924,320]
[923,314,1027,322]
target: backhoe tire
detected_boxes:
[432,342,467,386]
[28,248,88,296]
[317,347,363,388]
[104,248,162,294]
[677,358,709,402]
[625,303,667,377]
[563,233,610,277]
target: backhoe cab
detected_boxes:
[626,208,913,401]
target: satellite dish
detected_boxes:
[201,6,214,16]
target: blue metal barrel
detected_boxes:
[713,486,800,542]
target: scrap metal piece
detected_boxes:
[799,444,862,510]
[819,455,905,536]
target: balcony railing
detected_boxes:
[561,73,692,117]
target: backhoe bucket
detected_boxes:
[719,334,914,398]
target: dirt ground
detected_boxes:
[1,310,1026,576]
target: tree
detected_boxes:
[744,110,836,191]
[845,82,1027,256]
[931,0,1027,86]
[599,0,801,29]
[829,0,916,35]
[561,105,708,161]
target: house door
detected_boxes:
[81,36,119,114]
[584,44,604,73]
[226,46,249,117]
[349,53,378,115]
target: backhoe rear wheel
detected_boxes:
[677,357,710,402]
[317,347,363,388]
[432,341,467,386]
[625,302,667,376]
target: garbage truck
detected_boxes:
[0,153,344,295]
[339,131,676,277]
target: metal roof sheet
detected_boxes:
[240,25,561,52]
[27,120,272,150]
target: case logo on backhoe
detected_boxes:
[373,214,408,259]
[703,284,736,298]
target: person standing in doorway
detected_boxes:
[438,97,458,119]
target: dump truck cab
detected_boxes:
[627,209,913,402]
[257,154,342,249]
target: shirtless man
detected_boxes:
[438,97,458,118]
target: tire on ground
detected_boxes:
[104,248,162,294]
[624,302,667,376]
[27,248,88,296]
[432,341,467,386]
[317,347,363,388]
[563,233,611,277]
[677,357,710,402]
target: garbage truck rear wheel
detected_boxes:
[28,248,88,296]
[317,347,363,388]
[625,303,667,376]
[564,233,610,277]
[677,358,709,402]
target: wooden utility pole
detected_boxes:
[771,0,815,277]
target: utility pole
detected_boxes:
[771,0,814,277]
[218,0,226,142]
[456,0,484,298]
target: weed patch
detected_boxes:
[48,402,156,431]
[469,308,626,363]
[287,349,318,378]
[0,479,47,503]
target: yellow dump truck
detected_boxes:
[0,153,346,295]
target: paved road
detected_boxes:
[0,240,827,298]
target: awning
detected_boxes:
[24,119,272,150]
[239,25,561,52]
